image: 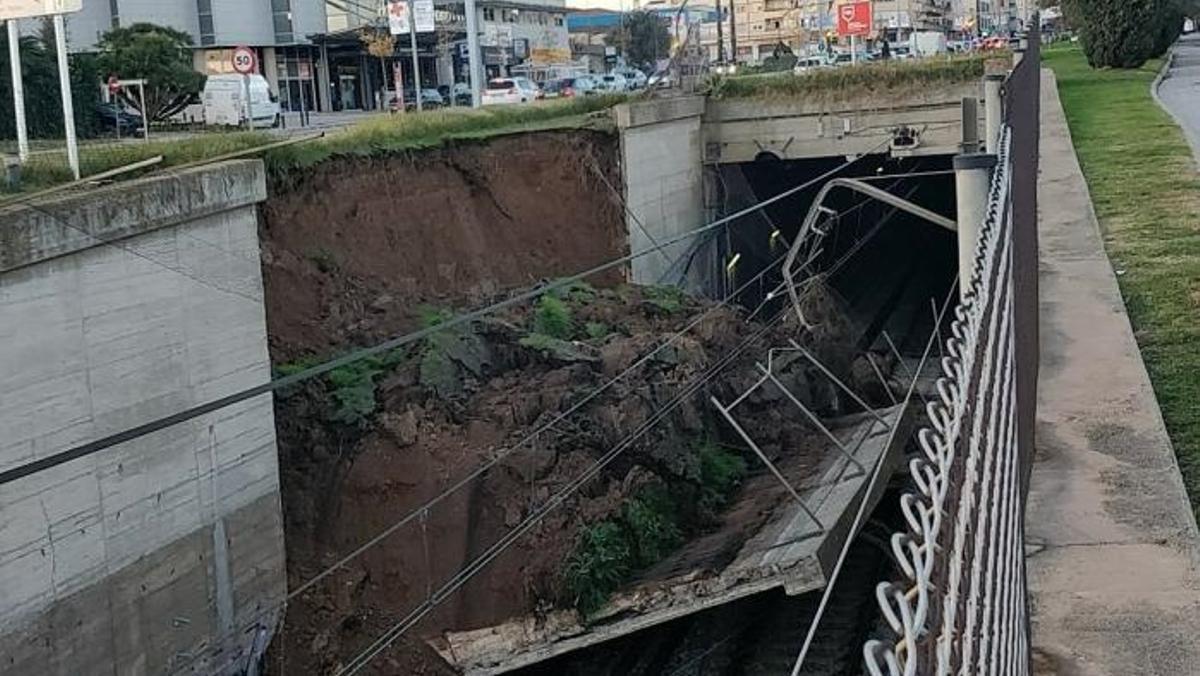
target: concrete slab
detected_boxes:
[1026,69,1200,676]
[429,402,916,674]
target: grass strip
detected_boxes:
[1045,45,1200,513]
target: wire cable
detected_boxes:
[164,248,796,675]
[335,306,791,676]
[0,138,891,487]
[789,280,958,676]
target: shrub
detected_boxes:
[565,522,632,616]
[584,321,611,340]
[698,440,748,512]
[1064,0,1183,69]
[623,488,683,568]
[533,295,573,339]
[642,285,685,314]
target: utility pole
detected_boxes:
[464,0,482,106]
[715,0,726,62]
[728,0,738,62]
[7,20,29,162]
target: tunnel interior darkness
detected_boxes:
[712,153,960,357]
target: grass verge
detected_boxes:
[2,95,625,195]
[1044,46,1200,510]
[708,52,1001,102]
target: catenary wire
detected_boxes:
[0,137,891,487]
[335,306,791,676]
[331,162,944,675]
[789,279,958,676]
[164,247,796,675]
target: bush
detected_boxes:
[697,440,748,513]
[565,522,632,616]
[1065,0,1184,68]
[533,295,573,339]
[622,488,683,567]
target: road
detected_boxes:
[1157,32,1200,160]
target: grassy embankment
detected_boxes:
[710,52,1000,100]
[1,94,625,195]
[1044,45,1200,508]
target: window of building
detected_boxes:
[483,7,495,20]
[272,0,294,43]
[503,10,516,23]
[196,0,214,45]
[554,14,564,26]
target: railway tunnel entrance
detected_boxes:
[509,152,962,676]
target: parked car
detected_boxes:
[481,77,538,105]
[647,71,671,89]
[94,102,144,137]
[792,56,831,73]
[613,68,647,89]
[595,73,629,92]
[543,76,597,98]
[437,82,473,106]
[388,88,445,112]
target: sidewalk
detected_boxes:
[1026,69,1200,675]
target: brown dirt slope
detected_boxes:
[260,130,627,361]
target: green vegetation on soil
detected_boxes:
[1045,46,1200,512]
[564,439,748,617]
[2,95,624,195]
[708,53,999,101]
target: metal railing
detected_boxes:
[863,119,1029,675]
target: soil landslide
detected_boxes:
[258,133,885,674]
[266,279,882,674]
[260,130,627,362]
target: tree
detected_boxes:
[606,11,671,71]
[1063,0,1188,68]
[360,28,397,100]
[97,23,204,121]
[0,32,99,140]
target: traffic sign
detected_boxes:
[231,45,257,75]
[836,1,872,37]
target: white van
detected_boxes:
[203,74,280,128]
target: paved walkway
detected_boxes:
[1157,32,1200,159]
[1026,69,1200,675]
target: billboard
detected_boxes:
[836,1,872,37]
[0,0,81,21]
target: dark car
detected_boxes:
[94,102,144,137]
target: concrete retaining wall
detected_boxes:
[615,96,714,291]
[0,161,284,675]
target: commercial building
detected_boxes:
[57,0,329,112]
[728,0,953,63]
[314,0,571,111]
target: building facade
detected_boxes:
[56,0,329,113]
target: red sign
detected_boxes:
[231,45,257,75]
[836,1,873,37]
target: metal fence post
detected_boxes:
[954,153,997,299]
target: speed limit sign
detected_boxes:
[231,45,257,74]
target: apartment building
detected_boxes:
[730,0,952,63]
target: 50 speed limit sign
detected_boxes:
[231,45,257,74]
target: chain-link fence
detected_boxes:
[862,26,1042,676]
